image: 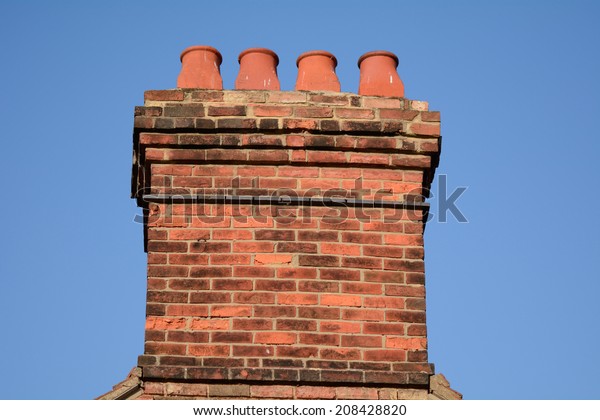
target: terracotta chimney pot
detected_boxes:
[235,48,280,90]
[177,45,223,89]
[358,50,404,97]
[295,50,340,92]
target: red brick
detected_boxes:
[380,109,418,120]
[295,106,334,118]
[255,254,292,265]
[145,317,187,330]
[145,342,186,356]
[343,256,382,269]
[320,348,361,360]
[283,118,318,130]
[341,335,382,348]
[364,296,405,309]
[319,268,361,281]
[232,345,274,357]
[167,331,209,343]
[253,105,293,117]
[255,332,297,344]
[168,279,209,290]
[188,345,230,357]
[250,385,295,399]
[189,292,231,304]
[298,280,339,293]
[300,333,339,346]
[190,319,229,330]
[307,150,346,164]
[277,347,319,358]
[364,349,406,362]
[298,231,339,242]
[336,387,379,399]
[233,292,276,304]
[277,267,317,279]
[210,305,252,317]
[145,90,184,101]
[255,229,295,241]
[362,97,402,108]
[384,234,423,246]
[299,307,340,320]
[147,266,188,277]
[234,266,275,278]
[276,319,317,331]
[336,108,374,119]
[320,294,362,307]
[386,285,425,297]
[278,167,319,177]
[342,283,382,295]
[407,324,427,336]
[254,306,302,318]
[384,259,425,272]
[166,305,209,317]
[386,337,427,350]
[342,232,382,244]
[320,321,360,333]
[189,267,232,278]
[421,111,441,122]
[210,254,251,266]
[233,242,274,253]
[364,270,404,283]
[232,217,274,228]
[279,293,318,305]
[363,323,405,335]
[168,254,209,265]
[342,309,385,321]
[255,280,296,292]
[299,255,339,267]
[296,386,336,400]
[211,332,252,343]
[409,122,440,136]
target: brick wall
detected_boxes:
[131,88,442,399]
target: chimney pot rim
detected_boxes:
[180,45,223,65]
[296,50,338,68]
[358,50,399,68]
[238,48,279,66]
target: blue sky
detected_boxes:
[0,0,599,399]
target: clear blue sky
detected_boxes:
[1,0,598,400]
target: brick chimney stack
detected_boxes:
[100,46,460,400]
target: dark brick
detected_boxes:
[186,367,228,381]
[164,105,204,117]
[320,120,340,131]
[155,118,174,129]
[259,119,280,130]
[255,230,295,241]
[342,121,382,132]
[217,119,257,129]
[143,366,186,380]
[195,119,216,129]
[298,255,339,267]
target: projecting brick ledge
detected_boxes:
[139,365,433,386]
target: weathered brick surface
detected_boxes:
[132,89,441,395]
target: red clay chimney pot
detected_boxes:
[177,45,223,89]
[357,50,404,97]
[295,50,340,92]
[235,48,281,90]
